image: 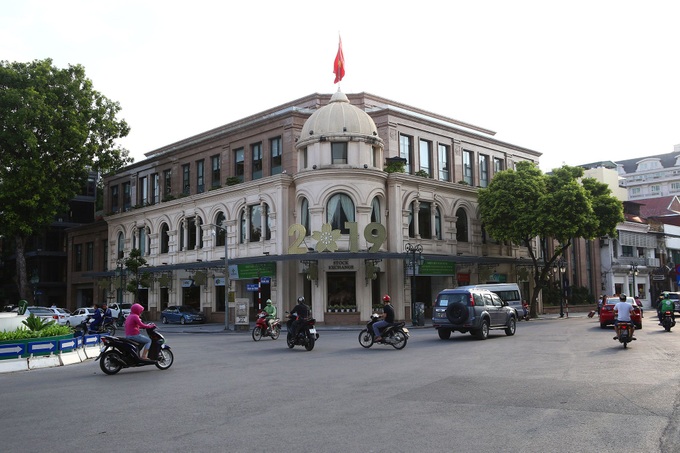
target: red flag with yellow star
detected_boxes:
[333,36,345,83]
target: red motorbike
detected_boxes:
[252,310,281,341]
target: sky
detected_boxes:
[2,0,679,173]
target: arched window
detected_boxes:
[215,212,226,247]
[456,208,468,242]
[327,193,355,234]
[301,198,310,236]
[117,232,125,259]
[160,223,170,254]
[371,197,381,223]
[435,207,442,240]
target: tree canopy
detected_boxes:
[478,161,624,315]
[0,59,132,300]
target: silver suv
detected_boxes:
[432,286,517,340]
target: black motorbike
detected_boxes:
[116,313,127,328]
[97,326,173,375]
[358,314,409,349]
[662,310,676,332]
[615,321,636,348]
[286,312,318,351]
[73,317,116,337]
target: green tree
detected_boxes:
[478,161,623,317]
[0,59,132,301]
[124,248,151,298]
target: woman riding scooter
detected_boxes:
[124,303,156,360]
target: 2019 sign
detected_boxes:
[287,222,387,254]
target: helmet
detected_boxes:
[382,294,391,302]
[297,296,305,303]
[619,294,627,302]
[266,299,272,305]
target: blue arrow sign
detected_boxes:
[75,337,83,348]
[84,335,99,346]
[28,341,56,354]
[0,343,25,357]
[59,339,76,351]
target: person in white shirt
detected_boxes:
[613,294,636,341]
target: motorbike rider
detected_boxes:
[373,295,395,342]
[124,303,156,360]
[613,294,636,341]
[263,299,277,331]
[658,293,675,325]
[289,296,309,339]
[89,304,103,332]
[102,302,114,326]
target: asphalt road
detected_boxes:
[2,316,680,453]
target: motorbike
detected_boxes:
[74,317,116,337]
[116,313,127,328]
[614,321,636,348]
[358,313,409,349]
[518,303,530,321]
[286,312,318,351]
[252,310,281,341]
[97,326,173,375]
[662,311,676,332]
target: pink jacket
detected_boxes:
[124,303,154,336]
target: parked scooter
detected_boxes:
[252,310,281,341]
[661,311,676,332]
[358,313,409,349]
[286,312,318,351]
[614,321,636,348]
[97,326,173,375]
[518,302,530,321]
[116,312,127,328]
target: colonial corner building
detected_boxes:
[69,91,542,325]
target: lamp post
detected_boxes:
[552,258,566,318]
[115,259,124,306]
[213,223,231,331]
[630,263,639,299]
[405,243,423,326]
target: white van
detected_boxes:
[457,283,523,316]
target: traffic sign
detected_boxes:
[246,283,259,291]
[59,339,76,351]
[0,343,25,358]
[28,341,56,355]
[260,277,271,284]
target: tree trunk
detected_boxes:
[14,235,33,303]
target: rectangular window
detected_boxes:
[74,244,82,272]
[270,137,282,175]
[419,139,431,176]
[110,185,119,213]
[331,142,348,164]
[123,182,131,210]
[621,245,634,257]
[252,143,263,180]
[235,148,245,181]
[211,155,221,188]
[182,164,190,194]
[151,173,159,205]
[651,185,660,193]
[463,150,474,185]
[438,144,450,181]
[196,159,205,193]
[419,202,432,239]
[399,134,413,173]
[302,147,308,169]
[86,242,94,271]
[164,169,172,196]
[139,176,147,206]
[493,157,504,174]
[479,154,489,188]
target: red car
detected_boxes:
[600,296,642,329]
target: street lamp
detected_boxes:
[212,223,231,331]
[405,243,423,326]
[552,258,566,318]
[630,263,639,299]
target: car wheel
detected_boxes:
[161,316,168,324]
[445,302,468,324]
[505,317,516,336]
[180,317,186,325]
[437,328,451,340]
[475,319,489,340]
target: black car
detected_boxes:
[160,305,206,325]
[432,286,517,340]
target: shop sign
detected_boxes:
[231,262,276,280]
[419,260,456,276]
[327,260,355,271]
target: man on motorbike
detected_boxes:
[658,294,675,325]
[263,299,277,331]
[289,296,309,339]
[373,294,395,342]
[89,304,103,332]
[613,294,635,341]
[102,302,114,326]
[125,303,156,360]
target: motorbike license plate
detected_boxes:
[402,328,410,334]
[308,328,317,334]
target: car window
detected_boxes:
[435,294,467,307]
[473,293,483,307]
[491,294,505,307]
[482,293,493,306]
